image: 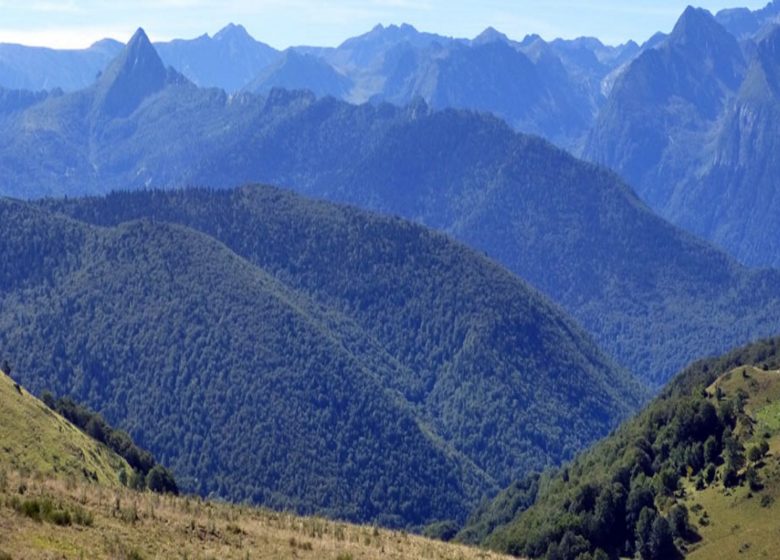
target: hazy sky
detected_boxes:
[0,0,771,49]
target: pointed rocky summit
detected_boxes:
[214,23,254,44]
[669,6,737,53]
[95,28,175,117]
[473,27,510,46]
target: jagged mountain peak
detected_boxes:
[101,27,165,82]
[670,6,733,47]
[519,33,544,46]
[95,28,183,118]
[126,27,155,54]
[379,22,418,34]
[663,4,745,90]
[214,23,253,43]
[473,27,510,45]
[344,22,422,47]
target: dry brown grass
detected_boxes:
[0,471,512,560]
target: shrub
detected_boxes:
[72,505,94,527]
[422,520,459,542]
[48,509,72,526]
[145,465,178,495]
[722,466,740,488]
[18,498,42,521]
[747,446,763,463]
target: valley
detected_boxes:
[2,2,780,559]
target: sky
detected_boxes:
[0,0,772,50]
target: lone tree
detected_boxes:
[145,465,179,495]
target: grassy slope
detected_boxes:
[684,366,780,560]
[0,373,512,560]
[0,471,515,560]
[0,370,128,488]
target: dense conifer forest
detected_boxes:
[0,188,642,526]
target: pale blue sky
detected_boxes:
[0,0,771,49]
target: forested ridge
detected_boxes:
[465,336,780,560]
[42,393,178,495]
[0,187,642,527]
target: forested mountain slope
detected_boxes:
[464,336,780,560]
[186,98,780,386]
[0,187,641,527]
[3,31,779,387]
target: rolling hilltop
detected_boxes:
[464,337,780,560]
[0,372,512,560]
[0,186,642,526]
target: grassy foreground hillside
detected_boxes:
[684,365,780,560]
[0,373,511,560]
[0,471,515,560]
[464,337,780,560]
[0,369,128,488]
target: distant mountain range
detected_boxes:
[586,4,780,268]
[0,186,643,526]
[154,23,279,92]
[0,38,123,91]
[716,0,780,38]
[0,23,275,93]
[1,28,780,388]
[3,4,780,267]
[0,20,636,150]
